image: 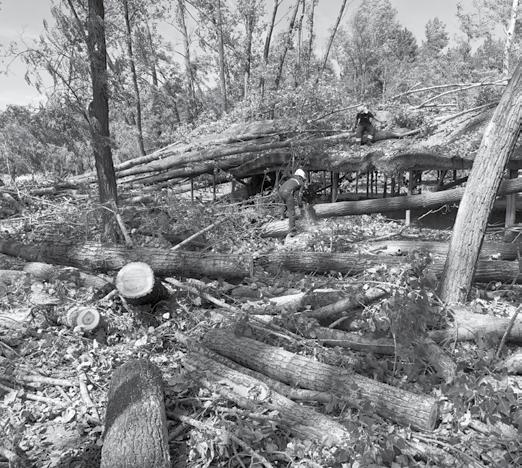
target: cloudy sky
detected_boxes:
[0,0,472,110]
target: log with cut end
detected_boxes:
[100,359,171,468]
[203,329,439,431]
[0,238,252,280]
[115,262,169,305]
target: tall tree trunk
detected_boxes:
[122,0,146,156]
[305,0,317,79]
[177,0,197,122]
[243,3,255,99]
[87,0,118,237]
[273,0,301,91]
[294,0,305,87]
[318,0,347,79]
[439,62,522,304]
[259,0,281,100]
[216,0,228,113]
[146,22,159,87]
[503,0,520,76]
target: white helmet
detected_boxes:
[294,169,306,179]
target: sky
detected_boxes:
[0,0,474,110]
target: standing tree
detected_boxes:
[503,0,520,76]
[87,0,118,237]
[176,0,198,122]
[439,62,522,304]
[318,0,348,78]
[121,0,146,156]
[259,0,281,100]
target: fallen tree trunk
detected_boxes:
[183,351,351,446]
[262,250,522,284]
[203,329,439,430]
[430,307,522,343]
[101,359,170,468]
[367,239,521,261]
[261,177,522,237]
[304,327,396,354]
[0,238,252,280]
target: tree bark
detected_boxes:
[439,63,522,304]
[101,359,170,468]
[0,238,253,280]
[87,0,118,236]
[122,0,146,156]
[305,0,317,78]
[203,329,439,430]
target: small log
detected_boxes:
[203,329,439,430]
[305,327,396,354]
[23,262,112,290]
[430,307,522,343]
[42,305,101,332]
[184,351,351,446]
[115,262,169,306]
[0,238,252,280]
[303,287,388,322]
[100,359,170,468]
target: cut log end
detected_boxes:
[66,306,100,331]
[116,262,156,299]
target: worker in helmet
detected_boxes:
[354,105,379,145]
[278,168,307,235]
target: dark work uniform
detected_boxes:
[355,111,376,144]
[278,176,305,233]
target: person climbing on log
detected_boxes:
[354,105,381,145]
[278,168,307,236]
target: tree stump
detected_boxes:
[115,262,169,305]
[100,359,171,468]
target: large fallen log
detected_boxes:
[430,307,522,343]
[203,329,439,430]
[261,177,522,237]
[100,359,170,468]
[0,238,252,280]
[184,351,351,446]
[367,239,521,261]
[262,250,522,284]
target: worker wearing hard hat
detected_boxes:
[278,168,307,236]
[354,105,380,145]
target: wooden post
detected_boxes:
[212,169,217,202]
[383,175,388,198]
[190,178,194,202]
[505,169,518,237]
[390,176,396,196]
[331,172,339,202]
[355,171,359,195]
[366,172,370,198]
[405,171,414,226]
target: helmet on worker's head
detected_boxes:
[294,168,306,180]
[357,105,365,113]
